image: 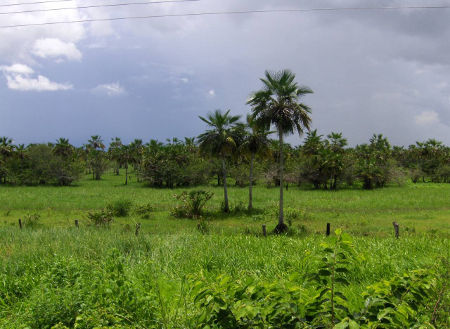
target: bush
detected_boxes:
[134,203,153,219]
[171,190,213,219]
[106,200,132,217]
[22,212,41,227]
[87,209,113,226]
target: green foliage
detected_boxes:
[197,218,210,234]
[107,199,133,217]
[171,190,214,219]
[307,229,355,327]
[87,209,114,226]
[192,231,442,329]
[22,212,41,227]
[134,202,154,219]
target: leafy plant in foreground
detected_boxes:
[306,229,355,327]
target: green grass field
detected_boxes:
[0,173,449,328]
[1,173,449,235]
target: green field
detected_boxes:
[0,174,449,328]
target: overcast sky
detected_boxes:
[0,0,449,146]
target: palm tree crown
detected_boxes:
[247,69,313,136]
[197,109,242,158]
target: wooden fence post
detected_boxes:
[18,218,22,230]
[326,223,331,236]
[262,224,267,237]
[393,222,399,238]
[75,219,79,228]
[135,223,141,236]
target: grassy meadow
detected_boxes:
[0,173,449,328]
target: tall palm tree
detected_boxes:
[248,70,313,233]
[197,109,242,213]
[241,115,273,211]
[109,137,123,175]
[87,135,106,180]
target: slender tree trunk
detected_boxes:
[125,164,128,185]
[248,153,254,211]
[222,157,229,213]
[275,128,287,233]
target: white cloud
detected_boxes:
[92,82,125,96]
[0,64,34,74]
[1,63,72,91]
[32,38,82,61]
[414,111,440,126]
[5,74,72,91]
[208,89,215,97]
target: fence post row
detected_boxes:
[326,223,331,236]
[262,224,267,237]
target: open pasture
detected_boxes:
[0,174,448,328]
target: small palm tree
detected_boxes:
[109,137,123,175]
[53,138,73,159]
[248,70,313,233]
[0,137,14,184]
[197,109,242,213]
[241,115,273,211]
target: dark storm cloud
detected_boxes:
[0,0,449,146]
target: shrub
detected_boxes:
[106,200,132,217]
[87,209,113,226]
[134,203,153,219]
[171,190,213,219]
[22,212,41,227]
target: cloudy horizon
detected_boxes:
[1,0,449,147]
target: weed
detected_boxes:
[87,209,113,226]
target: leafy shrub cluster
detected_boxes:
[87,209,114,226]
[106,199,133,217]
[171,190,213,219]
[22,212,41,227]
[134,202,154,219]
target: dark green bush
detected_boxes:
[134,203,154,219]
[107,199,133,217]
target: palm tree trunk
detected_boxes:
[248,153,254,211]
[222,157,229,213]
[276,128,287,233]
[125,164,128,185]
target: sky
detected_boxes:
[0,0,449,147]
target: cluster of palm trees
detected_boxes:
[198,70,313,232]
[2,69,448,231]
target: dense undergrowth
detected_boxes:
[0,227,447,328]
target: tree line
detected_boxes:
[1,70,449,231]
